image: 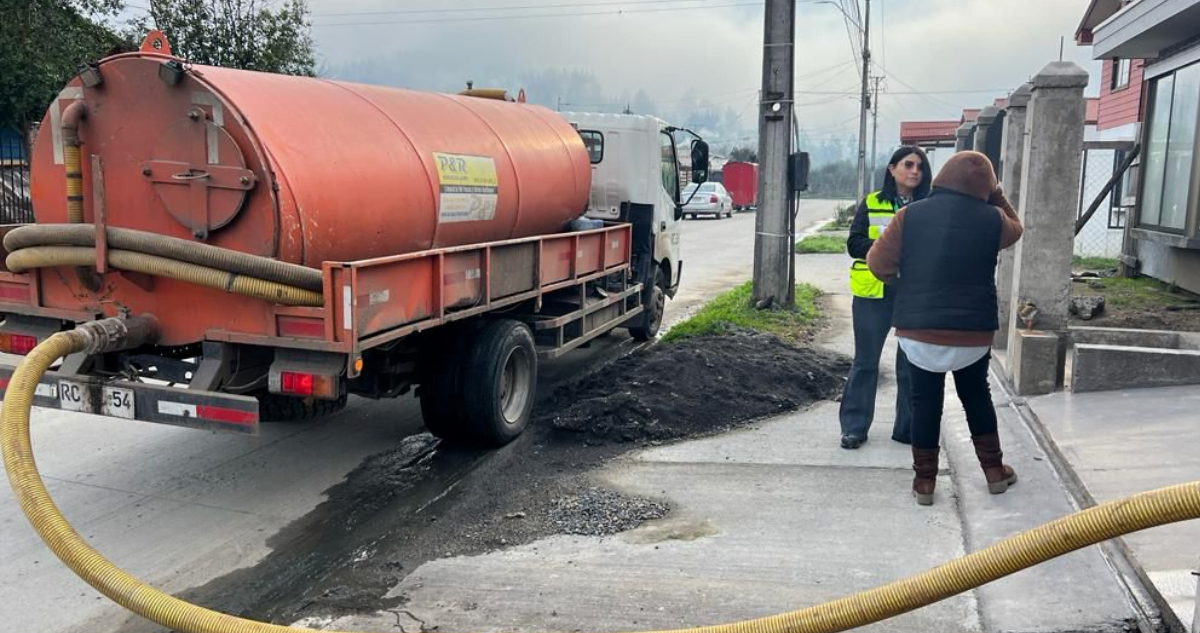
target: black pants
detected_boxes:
[908,352,998,450]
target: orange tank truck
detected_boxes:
[0,33,711,445]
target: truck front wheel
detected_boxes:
[630,268,666,342]
[461,320,538,446]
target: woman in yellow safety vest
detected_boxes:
[839,146,932,449]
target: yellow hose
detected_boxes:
[4,224,324,291]
[64,144,84,224]
[4,333,1200,632]
[6,246,322,307]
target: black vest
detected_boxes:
[893,189,1002,331]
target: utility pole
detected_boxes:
[854,0,872,201]
[752,0,796,309]
[868,75,884,192]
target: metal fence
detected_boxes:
[1074,147,1131,260]
[1,128,34,224]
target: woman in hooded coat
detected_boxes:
[866,151,1024,506]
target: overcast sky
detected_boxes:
[126,0,1104,156]
[300,0,1102,153]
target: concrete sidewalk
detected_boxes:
[321,253,1144,633]
[1012,382,1200,631]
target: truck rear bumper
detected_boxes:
[0,363,260,435]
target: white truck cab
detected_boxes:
[560,112,707,339]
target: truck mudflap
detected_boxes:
[0,365,259,435]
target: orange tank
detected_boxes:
[28,48,591,345]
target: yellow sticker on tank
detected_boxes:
[433,153,499,223]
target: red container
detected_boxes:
[27,51,591,344]
[722,161,758,209]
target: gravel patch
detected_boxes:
[548,488,669,536]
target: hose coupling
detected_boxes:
[76,315,160,355]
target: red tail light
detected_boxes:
[709,195,719,203]
[0,333,38,355]
[280,371,314,396]
[273,370,338,398]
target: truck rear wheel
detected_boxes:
[417,327,474,443]
[461,320,538,447]
[630,268,666,342]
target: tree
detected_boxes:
[729,146,757,163]
[0,0,131,140]
[801,160,857,199]
[138,0,316,76]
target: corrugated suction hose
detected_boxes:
[4,224,323,291]
[5,328,1200,632]
[5,246,321,307]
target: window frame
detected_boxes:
[578,129,604,164]
[659,131,680,203]
[1136,60,1200,237]
[1111,58,1132,91]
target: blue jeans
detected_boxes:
[839,294,913,442]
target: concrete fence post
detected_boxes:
[955,123,975,152]
[995,83,1033,352]
[974,106,1000,155]
[1006,62,1088,396]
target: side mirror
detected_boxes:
[789,151,810,192]
[690,140,710,184]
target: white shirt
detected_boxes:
[898,337,990,374]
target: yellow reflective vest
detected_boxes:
[848,191,898,299]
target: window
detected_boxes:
[660,132,679,197]
[579,130,603,164]
[1111,58,1132,91]
[1139,62,1199,233]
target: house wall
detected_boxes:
[1136,238,1200,295]
[1098,58,1145,130]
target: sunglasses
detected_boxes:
[897,160,922,170]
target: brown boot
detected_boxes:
[972,433,1018,494]
[912,447,939,506]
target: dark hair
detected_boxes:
[878,146,932,204]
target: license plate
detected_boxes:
[58,380,91,413]
[102,386,135,419]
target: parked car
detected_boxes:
[681,182,733,219]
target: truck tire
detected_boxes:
[258,392,348,422]
[417,327,475,443]
[629,268,666,342]
[461,320,538,447]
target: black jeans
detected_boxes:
[908,352,998,450]
[838,294,913,441]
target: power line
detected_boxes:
[796,94,857,107]
[839,1,862,77]
[559,59,856,109]
[878,0,885,76]
[798,88,1009,95]
[795,59,856,82]
[310,0,726,18]
[309,0,839,19]
[871,60,977,111]
[312,1,763,27]
[797,113,862,133]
